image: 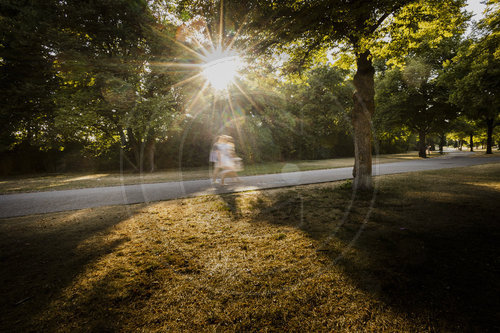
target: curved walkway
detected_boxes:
[0,151,498,218]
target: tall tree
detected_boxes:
[281,65,353,159]
[448,116,481,151]
[0,0,60,152]
[376,59,457,157]
[181,0,467,189]
[446,0,500,154]
[53,0,181,172]
[376,24,465,159]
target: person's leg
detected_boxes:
[220,169,229,185]
[212,167,221,183]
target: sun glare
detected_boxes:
[166,14,255,115]
[202,49,242,91]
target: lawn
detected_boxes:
[0,163,499,331]
[0,151,430,194]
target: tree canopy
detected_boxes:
[200,0,468,189]
[444,0,500,154]
[0,0,497,178]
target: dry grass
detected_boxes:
[471,148,500,158]
[0,152,426,194]
[1,163,499,332]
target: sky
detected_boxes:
[466,0,487,19]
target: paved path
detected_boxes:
[1,151,499,218]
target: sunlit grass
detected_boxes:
[1,163,498,331]
[62,174,111,182]
[470,148,500,157]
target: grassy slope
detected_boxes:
[0,163,499,331]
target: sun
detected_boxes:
[164,14,254,110]
[201,48,242,91]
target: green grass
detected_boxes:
[0,163,498,331]
[0,151,429,194]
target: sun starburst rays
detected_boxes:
[158,11,272,152]
[160,10,250,93]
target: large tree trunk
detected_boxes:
[469,133,474,152]
[125,128,142,172]
[352,51,375,190]
[486,117,494,154]
[145,139,156,173]
[439,133,446,154]
[118,127,138,171]
[418,130,427,158]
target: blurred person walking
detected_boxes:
[215,135,242,186]
[210,136,224,184]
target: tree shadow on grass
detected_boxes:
[3,167,497,331]
[0,204,143,332]
[245,170,500,331]
[218,189,242,218]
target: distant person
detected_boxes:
[210,136,223,184]
[217,135,242,186]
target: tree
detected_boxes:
[281,65,353,160]
[376,52,460,158]
[180,0,468,189]
[0,0,184,173]
[52,0,182,172]
[448,116,481,151]
[446,0,500,154]
[374,0,468,157]
[0,0,60,152]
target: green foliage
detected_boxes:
[0,0,60,151]
[376,56,457,157]
[281,65,354,159]
[374,5,466,156]
[1,0,498,174]
[375,0,468,67]
[0,0,188,173]
[443,0,500,152]
[447,116,481,143]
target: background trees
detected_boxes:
[445,0,500,154]
[200,0,469,189]
[0,0,60,171]
[280,66,353,160]
[1,0,182,173]
[376,37,463,158]
[0,0,498,177]
[53,0,182,172]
